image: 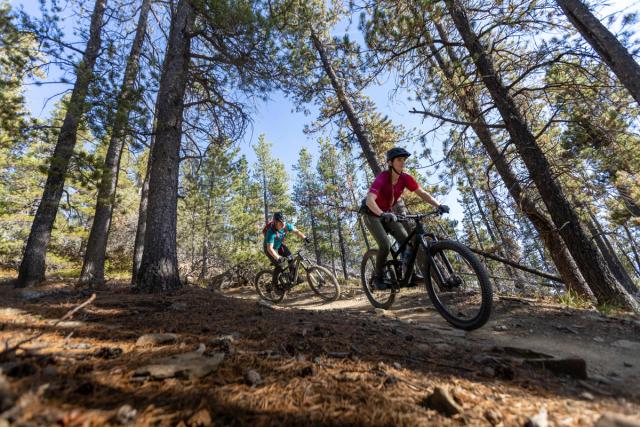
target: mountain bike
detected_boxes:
[255,248,341,303]
[209,262,256,291]
[360,211,492,330]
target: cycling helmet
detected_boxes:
[273,212,285,222]
[386,147,411,162]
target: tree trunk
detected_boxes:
[311,31,382,175]
[465,168,526,288]
[131,142,153,285]
[16,0,107,287]
[199,179,214,281]
[80,0,152,285]
[262,168,269,224]
[189,193,197,270]
[135,0,194,293]
[485,188,529,287]
[328,219,337,275]
[348,178,370,250]
[556,0,640,105]
[309,208,322,265]
[335,211,349,280]
[520,214,552,272]
[619,245,640,278]
[445,0,636,310]
[464,202,485,251]
[429,19,591,298]
[588,211,637,293]
[624,224,640,275]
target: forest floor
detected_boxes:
[1,277,639,426]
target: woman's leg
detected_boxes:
[384,221,408,248]
[363,214,392,279]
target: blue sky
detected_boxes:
[13,0,639,225]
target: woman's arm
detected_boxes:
[414,187,441,208]
[266,243,280,260]
[366,192,384,216]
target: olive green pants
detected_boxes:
[362,214,408,278]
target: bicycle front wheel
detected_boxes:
[255,269,286,303]
[422,240,492,330]
[306,265,341,301]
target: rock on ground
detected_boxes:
[595,413,640,427]
[134,346,224,380]
[135,333,178,347]
[421,387,463,417]
[525,408,548,427]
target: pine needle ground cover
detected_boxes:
[0,282,638,426]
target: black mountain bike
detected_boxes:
[360,211,492,330]
[255,248,341,303]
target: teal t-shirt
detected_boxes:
[264,222,295,250]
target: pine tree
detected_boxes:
[252,134,293,224]
[293,148,322,264]
[444,0,638,311]
[80,0,152,284]
[17,0,107,286]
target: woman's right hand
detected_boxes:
[380,212,397,223]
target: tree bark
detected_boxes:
[464,169,524,285]
[445,0,636,309]
[624,224,640,275]
[199,179,214,281]
[80,0,152,285]
[348,176,370,250]
[520,214,552,272]
[135,0,194,292]
[587,211,637,293]
[328,218,337,275]
[428,19,592,298]
[311,31,382,175]
[485,187,529,287]
[16,0,107,287]
[556,0,640,105]
[131,142,153,285]
[335,212,349,280]
[309,205,322,265]
[262,168,269,224]
[464,202,485,251]
[189,189,197,270]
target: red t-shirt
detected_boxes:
[368,171,419,212]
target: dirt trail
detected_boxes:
[0,280,639,426]
[223,284,640,396]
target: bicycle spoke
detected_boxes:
[307,265,340,301]
[425,241,492,330]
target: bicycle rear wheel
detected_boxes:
[255,269,286,303]
[422,240,492,330]
[218,273,235,291]
[360,249,396,309]
[307,265,341,301]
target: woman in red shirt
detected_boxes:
[362,147,449,290]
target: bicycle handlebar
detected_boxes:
[396,210,442,222]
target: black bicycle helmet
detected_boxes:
[386,147,411,161]
[273,211,285,222]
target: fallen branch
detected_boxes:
[468,247,564,284]
[0,293,96,359]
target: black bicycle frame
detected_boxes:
[389,218,456,288]
[276,251,311,284]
